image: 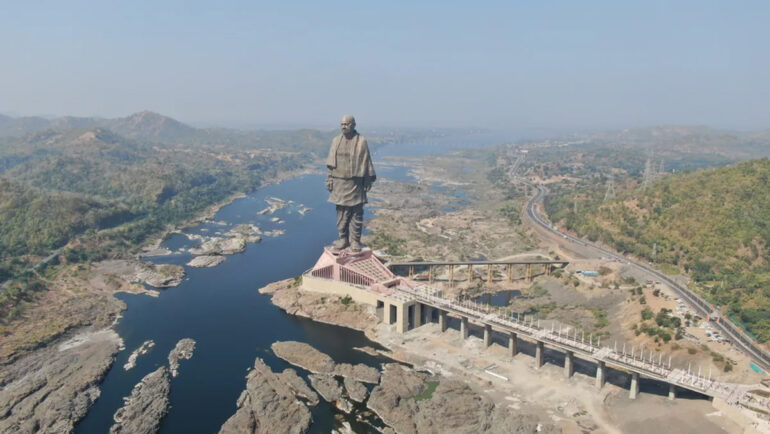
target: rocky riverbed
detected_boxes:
[265,336,554,433]
[109,367,170,434]
[219,358,312,434]
[271,341,380,384]
[168,338,196,378]
[368,363,552,434]
[0,329,123,434]
[131,262,185,288]
[124,340,155,370]
[259,279,377,331]
[186,255,226,268]
[106,338,197,434]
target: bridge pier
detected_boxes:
[423,305,433,324]
[449,265,454,285]
[564,351,574,378]
[460,316,469,339]
[507,264,513,282]
[535,340,544,369]
[668,383,676,400]
[439,310,448,332]
[595,361,606,389]
[384,303,394,325]
[508,332,517,357]
[467,265,473,281]
[396,304,409,334]
[526,264,532,281]
[486,265,493,283]
[428,266,434,283]
[408,265,414,279]
[484,324,492,347]
[629,372,640,399]
[412,303,422,328]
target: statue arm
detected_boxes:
[361,138,376,191]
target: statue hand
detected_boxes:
[326,176,333,192]
[364,180,372,192]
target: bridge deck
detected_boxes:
[395,284,761,405]
[387,260,569,267]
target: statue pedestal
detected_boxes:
[302,247,420,334]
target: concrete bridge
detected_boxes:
[302,248,770,410]
[386,259,569,284]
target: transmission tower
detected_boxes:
[642,158,655,189]
[604,175,616,201]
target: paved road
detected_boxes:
[520,178,770,371]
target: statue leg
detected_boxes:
[332,205,351,250]
[349,204,364,252]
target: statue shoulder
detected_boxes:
[332,134,343,144]
[357,134,369,146]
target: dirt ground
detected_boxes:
[362,150,768,432]
[371,320,744,434]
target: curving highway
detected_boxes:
[520,178,770,371]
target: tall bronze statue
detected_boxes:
[326,115,376,252]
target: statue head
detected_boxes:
[340,115,356,136]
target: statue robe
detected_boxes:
[326,132,376,206]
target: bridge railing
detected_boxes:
[397,284,747,400]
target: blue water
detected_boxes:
[76,134,511,433]
[750,362,767,375]
[76,175,389,434]
[472,290,523,307]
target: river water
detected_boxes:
[75,133,512,433]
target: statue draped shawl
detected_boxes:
[326,133,376,180]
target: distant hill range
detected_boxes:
[558,125,770,160]
[0,110,341,152]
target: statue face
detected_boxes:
[340,116,355,135]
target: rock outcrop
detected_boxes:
[334,363,380,384]
[168,338,196,377]
[277,369,319,406]
[271,341,335,374]
[190,236,246,255]
[271,341,380,384]
[124,340,155,370]
[133,262,185,288]
[0,329,122,434]
[367,364,553,434]
[307,374,343,403]
[188,224,261,257]
[308,375,354,414]
[186,255,226,268]
[109,366,170,434]
[343,378,368,403]
[259,279,376,331]
[219,358,311,434]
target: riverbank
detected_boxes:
[261,273,750,434]
[252,151,758,433]
[0,165,320,432]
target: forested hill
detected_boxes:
[0,118,316,322]
[0,110,336,153]
[548,158,770,342]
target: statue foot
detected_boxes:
[331,238,350,252]
[350,241,363,253]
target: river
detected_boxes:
[75,132,513,433]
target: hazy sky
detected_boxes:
[2,1,769,130]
